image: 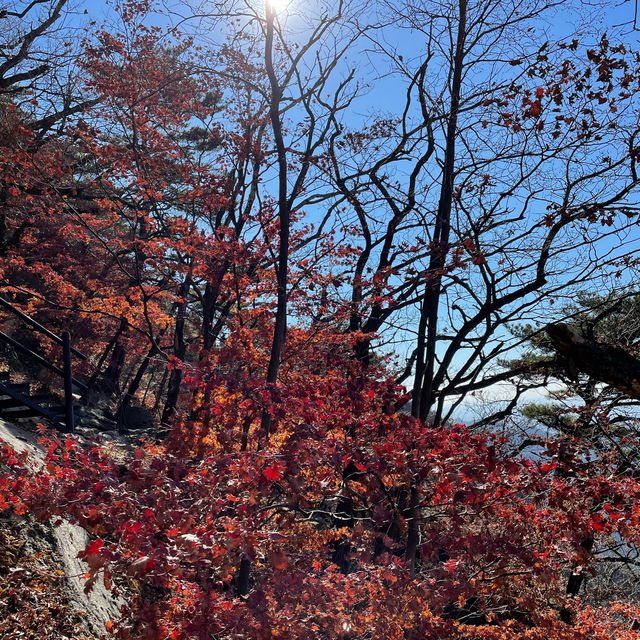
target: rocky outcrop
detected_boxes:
[0,419,124,637]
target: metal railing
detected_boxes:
[0,296,88,432]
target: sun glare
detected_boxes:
[266,0,291,13]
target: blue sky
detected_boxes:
[28,0,640,426]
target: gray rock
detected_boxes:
[0,419,125,636]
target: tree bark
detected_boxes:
[412,0,468,424]
[547,323,640,401]
[260,2,290,442]
[161,278,190,425]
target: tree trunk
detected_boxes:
[161,278,190,425]
[412,0,468,424]
[547,323,640,401]
[116,341,159,427]
[85,317,127,399]
[260,2,290,442]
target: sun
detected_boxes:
[266,0,291,13]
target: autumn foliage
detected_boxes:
[4,375,640,639]
[2,0,640,638]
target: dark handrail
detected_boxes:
[0,296,94,433]
[0,296,87,360]
[0,331,88,391]
[0,380,62,428]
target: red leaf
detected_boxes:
[264,465,282,481]
[85,538,104,556]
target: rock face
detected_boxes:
[0,419,125,637]
[52,521,125,636]
[75,404,118,432]
[77,388,157,433]
[118,404,155,430]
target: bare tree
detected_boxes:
[178,0,370,439]
[323,0,640,426]
[0,0,97,134]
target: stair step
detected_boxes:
[0,396,23,409]
[4,382,30,394]
[0,382,65,427]
[0,393,52,408]
[1,406,42,418]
